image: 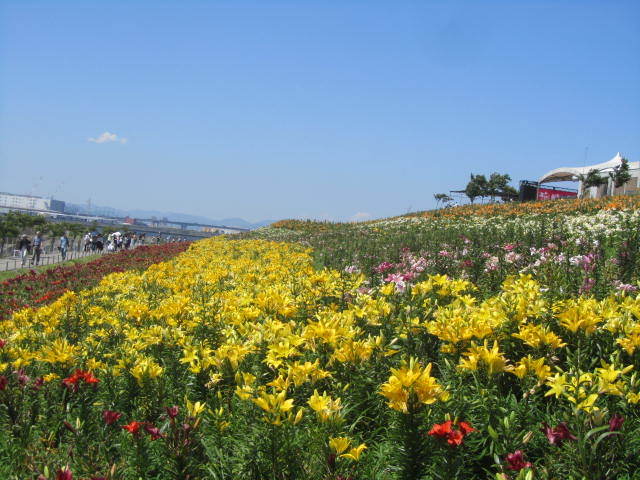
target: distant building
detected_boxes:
[65,203,119,217]
[0,192,50,211]
[539,153,639,199]
[49,199,66,212]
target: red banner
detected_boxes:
[536,187,577,201]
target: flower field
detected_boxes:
[1,229,639,479]
[251,201,640,300]
[0,243,191,322]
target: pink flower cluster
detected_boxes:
[375,248,431,292]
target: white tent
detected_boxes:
[538,152,637,183]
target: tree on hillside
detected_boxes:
[487,173,512,202]
[433,193,453,209]
[465,172,517,203]
[465,174,487,204]
[609,158,632,189]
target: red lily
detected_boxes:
[505,450,532,471]
[428,419,475,447]
[144,423,165,440]
[166,405,179,420]
[102,410,122,426]
[122,421,143,435]
[446,429,465,446]
[458,421,475,435]
[609,414,624,432]
[55,467,73,480]
[428,420,453,438]
[541,422,576,445]
[62,370,100,392]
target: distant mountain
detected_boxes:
[250,219,276,229]
[65,203,275,230]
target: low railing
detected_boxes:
[0,248,107,272]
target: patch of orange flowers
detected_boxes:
[61,369,99,391]
[421,195,640,220]
[270,195,640,231]
[427,419,475,446]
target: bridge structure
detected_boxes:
[134,217,250,233]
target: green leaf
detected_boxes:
[488,425,499,441]
[592,431,622,452]
[584,424,609,442]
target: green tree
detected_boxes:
[0,212,48,255]
[0,215,20,256]
[501,184,518,201]
[433,193,453,209]
[578,169,608,197]
[487,173,512,202]
[7,211,46,231]
[609,158,632,189]
[465,174,488,204]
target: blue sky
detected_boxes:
[1,1,639,222]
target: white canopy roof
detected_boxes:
[538,153,637,183]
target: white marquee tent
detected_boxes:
[538,153,637,183]
[538,153,639,198]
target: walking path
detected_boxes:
[0,248,107,272]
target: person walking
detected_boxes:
[31,231,43,266]
[17,234,31,267]
[59,232,69,261]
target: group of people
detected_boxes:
[83,232,104,252]
[15,229,185,268]
[15,230,149,268]
[16,231,45,267]
[106,232,145,252]
[16,231,71,267]
[82,231,146,253]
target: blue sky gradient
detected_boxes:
[1,1,639,222]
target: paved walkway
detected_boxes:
[0,248,107,272]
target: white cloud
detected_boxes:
[88,131,127,144]
[350,212,372,222]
